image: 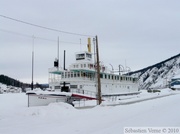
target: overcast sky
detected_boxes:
[1,0,180,83]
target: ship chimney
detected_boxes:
[87,38,91,53]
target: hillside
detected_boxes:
[0,75,49,93]
[0,75,31,93]
[130,53,180,89]
[0,75,30,88]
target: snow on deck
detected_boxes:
[26,90,72,96]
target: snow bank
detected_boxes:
[0,90,180,134]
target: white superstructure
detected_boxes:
[48,39,139,96]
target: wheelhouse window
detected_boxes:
[86,53,92,58]
[76,54,85,60]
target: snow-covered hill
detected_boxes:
[130,53,180,89]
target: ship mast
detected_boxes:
[57,36,59,68]
[31,35,35,90]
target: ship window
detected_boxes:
[84,64,86,68]
[105,74,107,79]
[55,86,60,89]
[68,72,70,78]
[76,54,85,60]
[71,72,73,77]
[100,74,103,78]
[108,75,110,79]
[86,53,92,58]
[70,85,77,89]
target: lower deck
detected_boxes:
[49,78,139,95]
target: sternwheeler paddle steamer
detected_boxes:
[27,37,139,106]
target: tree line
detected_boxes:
[0,74,30,88]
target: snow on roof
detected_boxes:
[26,90,72,96]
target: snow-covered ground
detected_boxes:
[0,89,180,134]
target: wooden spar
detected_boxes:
[95,35,102,105]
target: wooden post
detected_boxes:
[95,35,102,105]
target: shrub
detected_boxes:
[152,89,161,93]
[147,89,161,93]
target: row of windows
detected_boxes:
[61,72,94,79]
[61,71,138,82]
[70,84,133,89]
[73,64,87,68]
[76,53,92,60]
[73,63,105,71]
[100,74,136,82]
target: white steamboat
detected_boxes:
[48,38,139,96]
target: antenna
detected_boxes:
[31,35,35,90]
[80,38,82,51]
[64,50,66,70]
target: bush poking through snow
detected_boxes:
[171,88,176,91]
[147,89,161,93]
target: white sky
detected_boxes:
[0,0,180,83]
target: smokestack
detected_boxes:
[87,38,91,53]
[64,50,66,70]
